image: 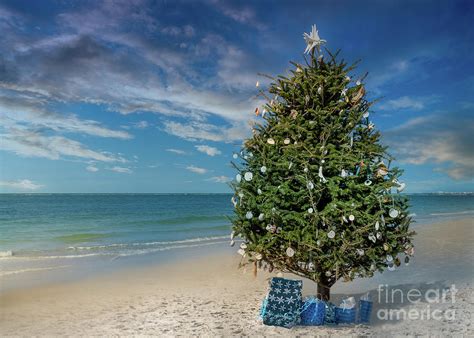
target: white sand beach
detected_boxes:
[1,218,473,336]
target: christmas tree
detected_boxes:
[230,25,415,301]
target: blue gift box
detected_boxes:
[335,307,356,324]
[261,277,303,328]
[324,302,337,325]
[358,299,373,324]
[300,297,325,326]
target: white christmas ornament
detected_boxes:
[307,181,314,190]
[244,172,253,181]
[267,138,275,145]
[238,192,244,198]
[328,230,336,239]
[236,174,242,183]
[389,208,399,218]
[232,153,238,159]
[357,249,365,256]
[257,189,262,195]
[284,138,290,145]
[245,211,253,219]
[356,80,361,86]
[349,214,355,221]
[364,179,372,186]
[304,167,309,173]
[369,233,376,243]
[375,221,380,231]
[363,112,369,118]
[260,166,267,173]
[317,86,322,95]
[318,166,327,183]
[397,182,406,193]
[341,169,348,178]
[286,247,295,257]
[308,208,314,214]
[376,232,382,240]
[325,271,332,277]
[303,24,326,54]
[258,213,265,221]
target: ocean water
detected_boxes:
[0,193,473,284]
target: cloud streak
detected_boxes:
[0,179,43,191]
[385,110,474,180]
[195,145,221,156]
[186,165,208,174]
[1,128,126,162]
[108,166,133,174]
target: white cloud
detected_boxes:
[133,120,150,129]
[0,95,132,139]
[0,128,126,162]
[379,96,426,111]
[385,110,474,180]
[210,1,264,29]
[195,145,221,156]
[166,148,187,155]
[207,176,230,183]
[108,166,132,174]
[86,165,99,172]
[186,165,208,174]
[0,179,43,191]
[164,120,249,142]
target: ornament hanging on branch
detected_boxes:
[286,247,295,257]
[318,166,327,183]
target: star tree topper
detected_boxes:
[303,24,326,54]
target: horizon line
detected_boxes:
[0,192,473,195]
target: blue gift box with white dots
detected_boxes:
[261,277,303,328]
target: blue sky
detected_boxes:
[0,0,473,193]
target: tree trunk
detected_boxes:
[317,283,331,301]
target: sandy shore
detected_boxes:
[1,218,473,336]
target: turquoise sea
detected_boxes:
[0,193,473,285]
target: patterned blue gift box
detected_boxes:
[261,277,303,328]
[335,306,356,324]
[358,299,373,324]
[324,302,337,325]
[300,297,325,325]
